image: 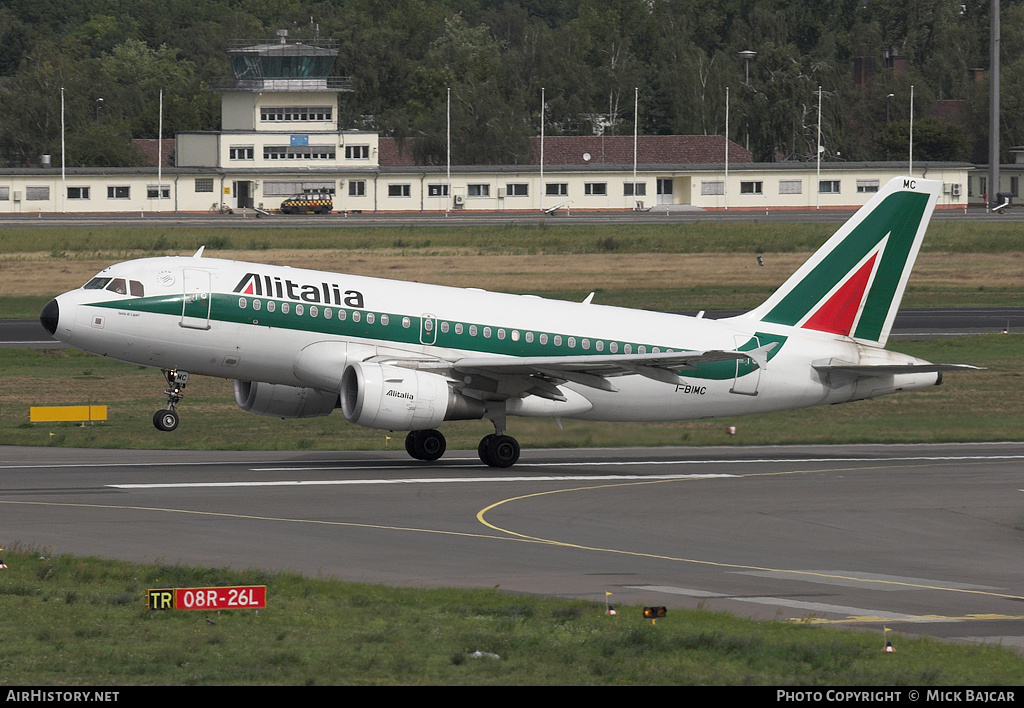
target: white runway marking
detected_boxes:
[108,473,738,489]
[254,454,1024,473]
[627,585,949,623]
[3,452,1022,473]
[736,569,1000,592]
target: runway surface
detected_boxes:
[3,442,1023,647]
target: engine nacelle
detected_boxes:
[340,362,484,430]
[233,380,338,419]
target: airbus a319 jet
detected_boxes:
[40,176,975,467]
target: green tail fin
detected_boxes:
[743,177,941,346]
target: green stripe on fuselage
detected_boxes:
[90,295,785,380]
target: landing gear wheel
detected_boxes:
[153,409,179,432]
[479,434,520,468]
[405,429,446,461]
[154,369,188,433]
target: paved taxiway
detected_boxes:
[2,442,1022,647]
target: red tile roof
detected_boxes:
[132,139,175,167]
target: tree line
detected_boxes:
[0,0,1020,168]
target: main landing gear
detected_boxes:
[153,369,189,432]
[477,433,520,468]
[405,429,446,461]
[403,428,521,468]
[403,403,521,468]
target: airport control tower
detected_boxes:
[176,29,372,210]
[212,29,352,132]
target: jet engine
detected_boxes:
[233,380,339,418]
[340,362,484,430]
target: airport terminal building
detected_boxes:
[0,35,1002,216]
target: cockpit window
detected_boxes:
[83,276,144,296]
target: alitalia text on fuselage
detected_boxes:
[234,272,365,308]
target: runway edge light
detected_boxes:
[643,606,666,621]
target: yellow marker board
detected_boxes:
[29,406,108,423]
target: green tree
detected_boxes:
[875,116,970,161]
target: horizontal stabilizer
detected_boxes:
[813,362,983,377]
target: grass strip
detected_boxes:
[0,544,1021,685]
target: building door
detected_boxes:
[233,181,254,209]
[656,178,674,205]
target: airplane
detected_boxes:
[39,176,977,468]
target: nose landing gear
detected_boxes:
[153,369,189,432]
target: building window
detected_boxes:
[584,182,607,195]
[779,180,802,194]
[25,186,50,200]
[229,145,254,160]
[819,180,840,194]
[467,184,490,197]
[546,183,568,196]
[388,184,411,197]
[107,186,130,199]
[195,178,214,193]
[348,180,366,197]
[701,181,724,195]
[67,186,90,199]
[260,106,333,122]
[428,184,449,197]
[505,183,528,197]
[1012,177,1020,197]
[623,182,646,196]
[856,179,879,193]
[147,185,170,199]
[263,145,336,160]
[740,181,763,195]
[345,145,370,159]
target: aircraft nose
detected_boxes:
[40,298,59,336]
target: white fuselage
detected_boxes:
[47,254,940,424]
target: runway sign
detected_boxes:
[147,586,266,611]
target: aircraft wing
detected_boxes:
[390,343,777,397]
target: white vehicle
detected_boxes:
[40,177,976,467]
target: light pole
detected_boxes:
[738,50,756,85]
[886,93,894,161]
[95,97,104,123]
[738,51,756,152]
